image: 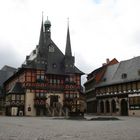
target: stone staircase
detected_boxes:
[46,102,67,117]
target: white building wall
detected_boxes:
[25,90,36,116]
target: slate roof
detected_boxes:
[97,56,140,87]
[0,66,17,86]
[8,82,25,94]
[22,19,83,75]
[0,66,17,96]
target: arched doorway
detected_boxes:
[100,101,104,113]
[111,100,116,113]
[121,99,128,116]
[106,100,110,113]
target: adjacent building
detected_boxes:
[84,57,140,116]
[4,18,84,116]
[0,65,17,115]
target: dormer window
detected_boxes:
[49,45,54,52]
[122,73,127,79]
[103,78,106,82]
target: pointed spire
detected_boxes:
[39,12,44,47]
[65,18,72,56]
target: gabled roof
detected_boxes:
[1,65,17,72]
[85,58,119,86]
[45,41,65,75]
[22,19,84,75]
[97,56,140,87]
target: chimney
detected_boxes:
[106,58,110,64]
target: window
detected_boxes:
[21,95,24,100]
[40,93,44,97]
[52,63,57,68]
[70,77,73,82]
[50,79,52,84]
[129,96,140,110]
[41,75,45,80]
[37,75,40,80]
[49,45,54,52]
[57,79,60,84]
[103,78,106,82]
[12,95,15,100]
[36,93,39,97]
[122,73,127,79]
[65,77,69,82]
[36,72,45,82]
[16,95,20,100]
[53,79,56,84]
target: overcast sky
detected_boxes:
[0,0,140,80]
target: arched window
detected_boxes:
[100,101,104,113]
[111,100,116,113]
[106,100,110,113]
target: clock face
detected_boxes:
[49,45,54,52]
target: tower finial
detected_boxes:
[42,11,44,22]
[67,17,69,28]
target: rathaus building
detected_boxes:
[4,18,84,116]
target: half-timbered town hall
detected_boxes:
[4,18,84,116]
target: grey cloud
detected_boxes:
[0,44,22,69]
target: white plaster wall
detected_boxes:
[129,110,140,117]
[25,90,36,116]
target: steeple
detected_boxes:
[64,20,75,74]
[65,21,72,56]
[39,15,44,48]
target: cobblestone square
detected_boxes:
[0,116,140,140]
